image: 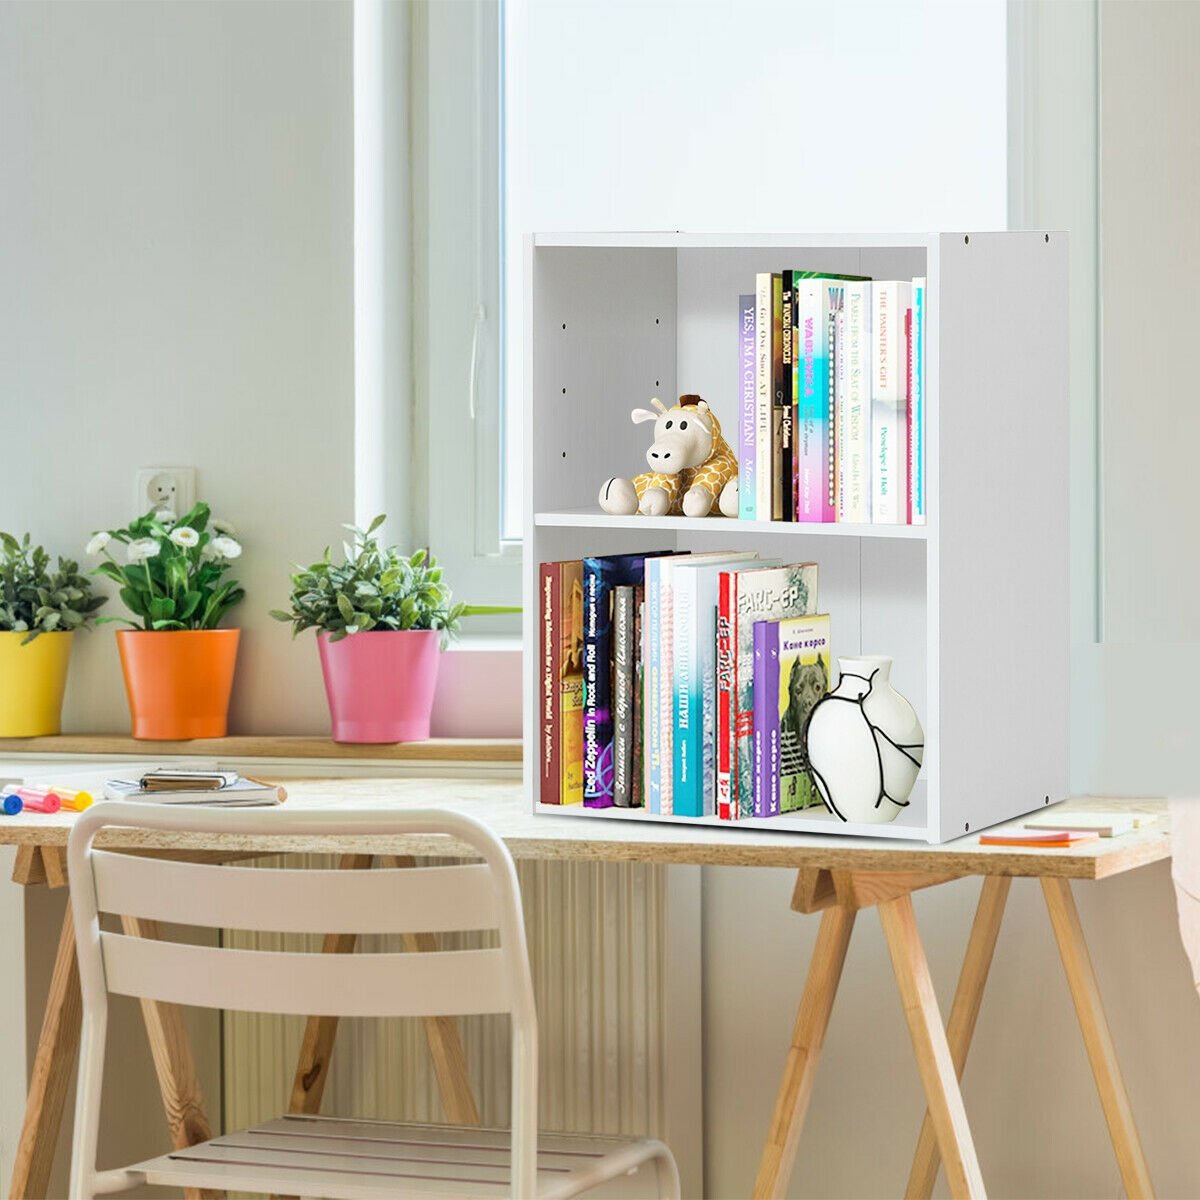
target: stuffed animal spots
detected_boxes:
[598,395,739,518]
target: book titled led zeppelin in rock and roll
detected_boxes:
[582,552,668,807]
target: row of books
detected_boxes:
[735,273,926,525]
[539,551,833,820]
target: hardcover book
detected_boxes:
[909,277,926,525]
[612,585,637,807]
[738,293,757,520]
[770,273,786,521]
[837,281,872,523]
[560,561,585,806]
[672,551,759,818]
[773,614,832,812]
[717,562,818,820]
[794,280,843,523]
[754,274,773,520]
[752,622,781,818]
[872,280,912,524]
[539,561,563,805]
[582,553,665,807]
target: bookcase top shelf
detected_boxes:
[534,509,929,540]
[531,231,964,250]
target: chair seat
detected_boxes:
[126,1112,669,1199]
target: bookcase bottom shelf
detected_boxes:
[535,782,932,841]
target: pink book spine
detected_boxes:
[659,577,675,815]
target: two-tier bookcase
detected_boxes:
[523,232,1068,843]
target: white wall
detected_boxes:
[0,2,352,1189]
[509,1,1200,1195]
[0,0,355,737]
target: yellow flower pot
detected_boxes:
[0,631,74,737]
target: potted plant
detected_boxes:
[88,503,245,739]
[0,532,106,736]
[271,516,515,742]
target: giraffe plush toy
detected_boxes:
[598,394,739,518]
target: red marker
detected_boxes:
[15,787,61,814]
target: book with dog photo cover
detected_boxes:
[753,614,831,816]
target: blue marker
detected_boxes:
[1,794,23,815]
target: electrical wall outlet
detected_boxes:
[134,467,196,518]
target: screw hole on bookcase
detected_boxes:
[562,387,566,394]
[655,317,660,325]
[1045,794,1050,804]
[561,451,567,458]
[1045,233,1050,243]
[965,823,970,832]
[561,322,567,330]
[964,235,970,244]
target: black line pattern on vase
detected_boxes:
[801,667,925,821]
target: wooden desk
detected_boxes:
[1,782,1167,1200]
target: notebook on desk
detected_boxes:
[103,772,286,807]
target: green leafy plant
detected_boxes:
[271,515,517,644]
[0,532,106,642]
[88,503,245,631]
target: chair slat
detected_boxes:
[100,933,512,1017]
[91,852,498,933]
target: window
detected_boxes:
[408,0,517,620]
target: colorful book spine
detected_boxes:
[826,295,839,520]
[770,273,785,521]
[837,282,872,524]
[538,562,562,805]
[794,280,837,522]
[658,561,677,815]
[672,571,700,817]
[774,614,832,812]
[671,556,756,818]
[559,561,584,805]
[871,280,912,524]
[910,277,926,525]
[738,294,757,520]
[716,571,736,821]
[752,621,781,818]
[644,557,662,813]
[725,562,818,820]
[632,593,645,808]
[612,585,636,808]
[754,274,773,521]
[582,553,658,807]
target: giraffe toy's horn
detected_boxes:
[650,397,668,413]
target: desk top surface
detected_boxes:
[0,777,1169,880]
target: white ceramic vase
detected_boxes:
[804,655,924,824]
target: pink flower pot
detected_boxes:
[317,629,441,743]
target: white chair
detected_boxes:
[67,803,680,1200]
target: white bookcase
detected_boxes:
[523,232,1068,844]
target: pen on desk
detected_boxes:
[15,787,61,814]
[1,795,22,816]
[242,775,288,802]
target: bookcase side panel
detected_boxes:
[934,232,1070,841]
[530,246,678,514]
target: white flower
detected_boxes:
[210,535,242,560]
[85,531,110,556]
[169,527,200,548]
[127,537,161,562]
[211,518,237,536]
[156,509,178,528]
[346,625,360,634]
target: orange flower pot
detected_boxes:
[116,629,240,740]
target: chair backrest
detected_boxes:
[69,802,541,1197]
[68,802,538,1027]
